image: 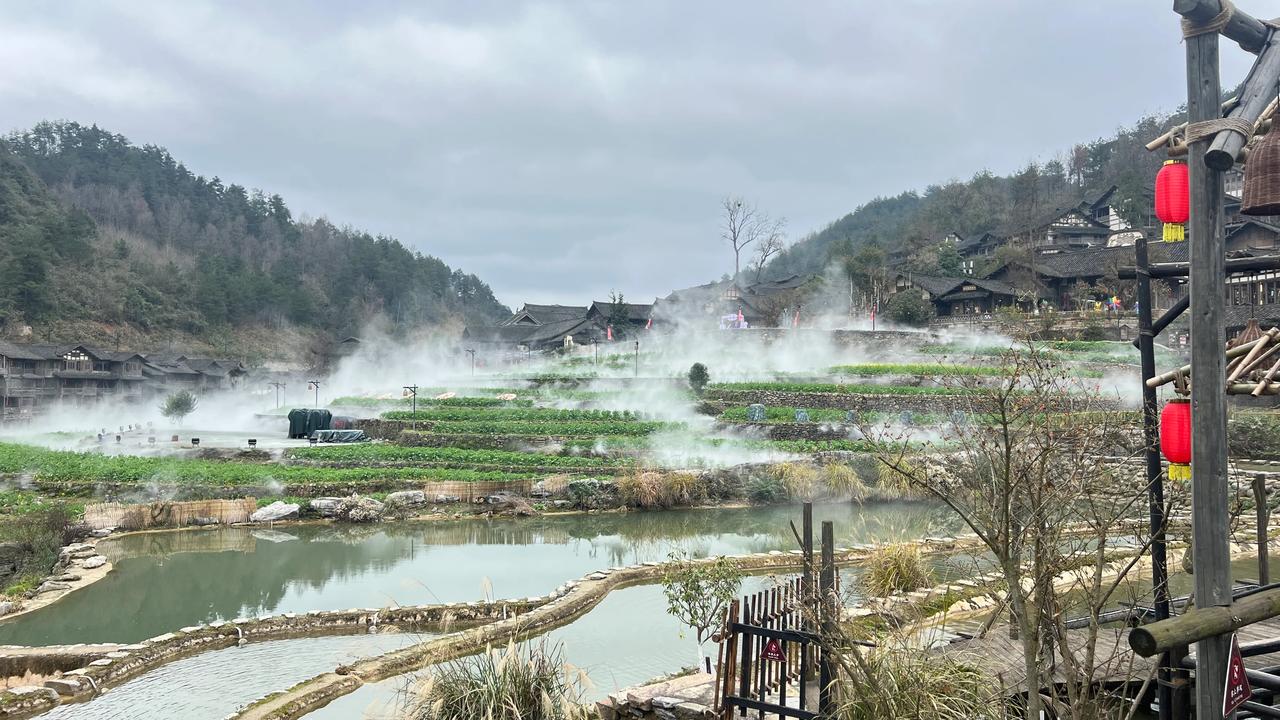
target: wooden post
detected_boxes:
[819,521,836,716]
[1205,34,1280,170]
[1137,236,1175,720]
[1184,14,1233,715]
[1130,585,1280,656]
[1255,475,1271,586]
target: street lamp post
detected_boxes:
[465,348,476,376]
[308,380,320,408]
[634,340,639,378]
[403,385,418,429]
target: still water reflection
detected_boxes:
[0,502,954,646]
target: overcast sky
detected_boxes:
[1,1,1255,308]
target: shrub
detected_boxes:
[1,504,81,596]
[747,474,788,504]
[566,478,616,509]
[688,362,710,396]
[860,543,933,597]
[886,292,936,327]
[411,641,592,720]
[1230,413,1280,460]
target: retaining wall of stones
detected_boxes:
[704,389,978,414]
[1,598,545,716]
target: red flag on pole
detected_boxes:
[606,324,613,341]
[645,317,652,330]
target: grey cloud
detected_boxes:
[1,0,1256,306]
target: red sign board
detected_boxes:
[762,638,786,663]
[1224,633,1252,717]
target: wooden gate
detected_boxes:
[716,577,824,718]
[715,510,841,719]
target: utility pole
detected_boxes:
[268,381,286,408]
[1184,13,1231,716]
[403,385,418,429]
[308,380,321,408]
[633,340,639,378]
[465,348,476,377]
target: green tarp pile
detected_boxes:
[287,408,333,438]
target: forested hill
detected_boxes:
[0,121,509,357]
[764,112,1174,279]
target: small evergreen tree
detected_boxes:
[886,291,936,327]
[160,390,198,425]
[687,362,710,395]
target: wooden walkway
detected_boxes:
[934,616,1280,692]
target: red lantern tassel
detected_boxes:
[1168,463,1190,482]
[1163,222,1185,242]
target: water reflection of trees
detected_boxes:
[0,501,955,646]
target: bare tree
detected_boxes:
[865,345,1174,720]
[751,232,786,282]
[722,196,785,281]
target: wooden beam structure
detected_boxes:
[1175,0,1270,54]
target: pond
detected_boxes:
[39,632,429,720]
[0,502,956,647]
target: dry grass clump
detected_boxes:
[834,644,996,720]
[774,462,819,501]
[859,543,933,597]
[820,463,867,500]
[411,641,593,720]
[617,471,707,508]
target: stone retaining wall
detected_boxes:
[704,389,978,414]
[230,534,984,720]
[7,598,545,713]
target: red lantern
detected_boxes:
[1155,160,1190,242]
[1160,398,1191,481]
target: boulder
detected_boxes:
[34,581,72,595]
[0,600,14,616]
[43,678,82,696]
[250,501,300,523]
[385,490,426,507]
[336,496,385,523]
[433,494,461,504]
[80,556,108,570]
[309,497,343,517]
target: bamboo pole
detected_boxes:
[1146,334,1269,388]
[1146,97,1238,151]
[1252,355,1280,396]
[1227,342,1280,382]
[1226,328,1280,382]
